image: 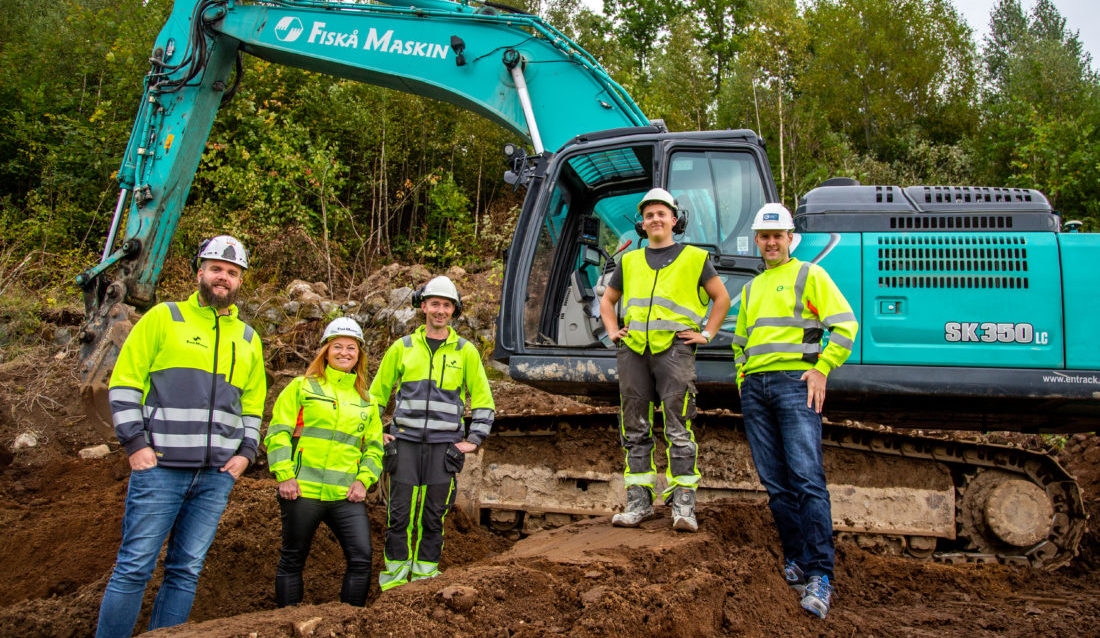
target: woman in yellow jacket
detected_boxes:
[264,317,384,607]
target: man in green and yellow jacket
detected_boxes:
[599,188,731,533]
[98,235,265,638]
[733,203,858,621]
[370,275,495,591]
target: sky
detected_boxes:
[579,0,1099,68]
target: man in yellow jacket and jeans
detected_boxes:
[733,203,858,620]
[600,188,731,532]
[370,275,495,590]
[97,235,266,638]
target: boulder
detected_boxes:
[12,432,37,449]
[79,444,111,459]
[440,584,478,612]
[388,286,414,309]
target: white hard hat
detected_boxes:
[751,203,795,231]
[196,235,249,269]
[419,275,460,305]
[637,187,678,213]
[322,317,364,345]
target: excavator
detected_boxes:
[76,0,1098,569]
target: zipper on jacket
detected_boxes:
[227,342,236,385]
[644,268,661,350]
[294,447,304,477]
[422,338,435,441]
[205,310,221,466]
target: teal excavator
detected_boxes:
[77,0,1099,568]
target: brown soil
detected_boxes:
[3,339,1100,636]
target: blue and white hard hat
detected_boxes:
[751,203,795,231]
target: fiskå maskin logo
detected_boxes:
[274,16,305,43]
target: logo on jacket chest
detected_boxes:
[185,335,208,349]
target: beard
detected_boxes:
[198,277,238,310]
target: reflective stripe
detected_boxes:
[299,426,362,448]
[146,406,243,428]
[471,408,494,422]
[243,324,254,343]
[829,333,854,350]
[402,335,413,348]
[411,561,440,579]
[735,355,746,365]
[109,387,143,405]
[456,337,468,350]
[748,316,823,336]
[242,415,260,435]
[669,474,701,487]
[791,262,811,317]
[745,342,822,357]
[268,446,292,464]
[394,416,460,431]
[400,399,461,415]
[730,334,747,346]
[743,280,753,314]
[362,458,382,478]
[165,302,184,322]
[823,312,857,327]
[297,465,358,486]
[624,472,658,487]
[379,558,412,591]
[469,422,491,436]
[307,378,325,395]
[154,432,242,449]
[624,297,706,325]
[267,422,294,437]
[626,319,695,333]
[112,409,143,427]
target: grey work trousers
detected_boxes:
[616,339,700,493]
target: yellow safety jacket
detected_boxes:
[732,258,858,386]
[108,292,266,467]
[369,326,495,445]
[264,367,384,500]
[620,244,711,355]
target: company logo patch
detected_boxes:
[186,335,208,349]
[274,16,305,42]
[763,212,779,221]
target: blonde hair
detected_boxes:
[305,340,369,401]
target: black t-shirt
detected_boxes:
[425,336,446,354]
[608,243,718,292]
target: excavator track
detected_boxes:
[456,411,1086,570]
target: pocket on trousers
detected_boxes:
[444,444,465,474]
[383,440,399,474]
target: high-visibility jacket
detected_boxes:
[264,367,384,499]
[732,258,858,386]
[620,244,711,355]
[108,291,266,467]
[369,326,495,446]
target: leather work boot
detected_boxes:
[668,487,698,532]
[612,486,655,527]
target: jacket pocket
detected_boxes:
[444,444,465,474]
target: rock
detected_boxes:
[299,291,323,307]
[580,586,606,606]
[292,616,323,637]
[409,264,431,282]
[390,307,417,333]
[363,294,386,314]
[312,281,330,297]
[388,286,414,309]
[320,301,338,316]
[488,360,509,376]
[79,444,110,459]
[374,308,394,325]
[583,570,602,579]
[52,327,72,347]
[302,303,324,320]
[12,432,38,449]
[264,308,281,322]
[446,265,467,280]
[441,585,477,612]
[283,301,301,316]
[343,300,358,311]
[287,280,313,299]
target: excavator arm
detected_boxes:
[76,0,648,430]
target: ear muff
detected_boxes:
[413,287,463,319]
[192,238,212,273]
[635,209,689,239]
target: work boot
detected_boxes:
[800,575,833,619]
[667,487,698,532]
[782,560,807,594]
[612,486,655,527]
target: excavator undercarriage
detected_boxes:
[455,411,1086,570]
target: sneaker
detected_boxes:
[667,487,698,532]
[782,560,806,593]
[612,486,655,527]
[800,575,833,619]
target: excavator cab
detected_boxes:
[494,128,778,402]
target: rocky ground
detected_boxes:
[2,264,1099,637]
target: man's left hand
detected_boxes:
[346,480,367,503]
[801,369,827,414]
[677,330,708,345]
[455,441,478,453]
[220,455,249,479]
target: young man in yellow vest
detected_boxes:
[732,203,858,620]
[599,188,731,532]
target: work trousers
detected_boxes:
[275,496,372,607]
[741,370,835,578]
[617,339,700,495]
[379,439,463,591]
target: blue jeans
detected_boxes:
[740,371,834,578]
[96,466,236,638]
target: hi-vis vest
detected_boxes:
[108,291,266,467]
[369,325,495,446]
[620,245,710,355]
[732,258,858,385]
[265,368,384,500]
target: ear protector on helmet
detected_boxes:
[412,285,463,319]
[635,208,689,239]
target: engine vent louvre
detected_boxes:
[889,215,1014,230]
[876,235,1030,289]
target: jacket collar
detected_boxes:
[186,291,239,319]
[414,324,457,346]
[324,365,358,388]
